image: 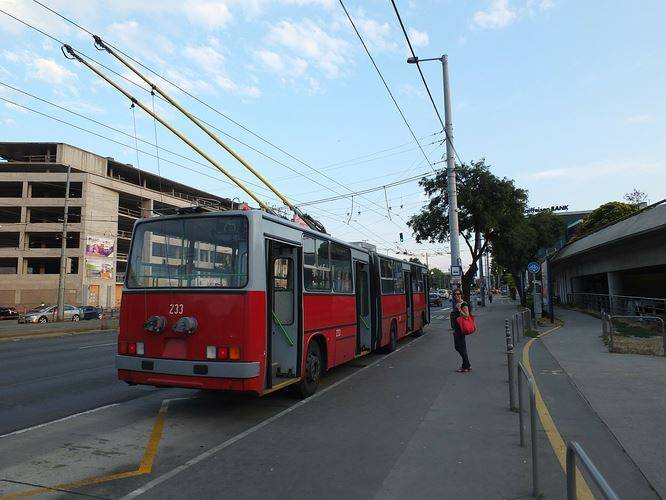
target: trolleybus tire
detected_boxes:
[296,340,322,398]
[383,321,397,353]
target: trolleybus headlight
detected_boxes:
[136,342,145,356]
[173,317,198,335]
[144,315,167,333]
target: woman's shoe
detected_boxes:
[455,368,467,373]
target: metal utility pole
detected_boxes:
[406,54,462,288]
[442,55,461,285]
[479,245,486,307]
[57,165,71,321]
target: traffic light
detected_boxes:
[399,232,404,242]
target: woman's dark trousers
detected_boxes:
[453,331,471,369]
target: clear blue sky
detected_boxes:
[1,0,664,269]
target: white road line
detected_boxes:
[0,403,120,439]
[79,342,116,349]
[122,336,426,499]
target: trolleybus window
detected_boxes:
[273,257,294,325]
[394,261,405,293]
[303,236,331,291]
[127,216,248,288]
[380,258,395,294]
[330,242,352,293]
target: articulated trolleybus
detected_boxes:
[117,209,430,397]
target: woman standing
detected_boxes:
[452,289,472,372]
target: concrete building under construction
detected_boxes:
[0,142,231,309]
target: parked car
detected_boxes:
[18,304,81,323]
[80,306,103,320]
[0,306,18,320]
[429,292,443,307]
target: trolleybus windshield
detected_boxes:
[126,216,248,289]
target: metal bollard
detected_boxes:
[511,317,516,346]
[506,319,516,411]
[518,362,540,498]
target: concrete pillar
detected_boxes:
[607,271,623,314]
[140,198,153,218]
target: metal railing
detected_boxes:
[566,441,620,500]
[505,319,517,411]
[602,311,665,356]
[517,362,539,498]
[569,292,666,318]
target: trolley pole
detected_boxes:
[57,165,71,321]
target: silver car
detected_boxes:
[18,305,81,324]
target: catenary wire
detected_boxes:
[26,2,419,225]
[337,0,435,173]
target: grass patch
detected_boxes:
[610,336,664,356]
[524,329,540,338]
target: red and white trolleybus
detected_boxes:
[117,209,430,397]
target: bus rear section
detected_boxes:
[116,213,268,395]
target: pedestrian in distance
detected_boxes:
[488,291,493,304]
[452,289,472,372]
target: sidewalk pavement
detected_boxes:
[542,307,666,497]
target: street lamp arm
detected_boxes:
[406,56,445,64]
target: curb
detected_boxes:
[0,327,118,343]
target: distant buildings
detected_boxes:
[0,142,231,309]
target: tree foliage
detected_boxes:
[576,201,638,237]
[429,268,450,289]
[408,159,527,297]
[492,211,564,304]
[624,188,648,207]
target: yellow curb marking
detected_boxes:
[0,400,169,499]
[523,328,594,500]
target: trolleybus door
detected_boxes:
[267,241,301,385]
[355,261,371,353]
[404,270,413,332]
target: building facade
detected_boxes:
[0,142,230,309]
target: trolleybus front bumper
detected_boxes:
[115,355,260,378]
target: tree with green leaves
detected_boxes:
[408,159,527,298]
[492,211,564,304]
[576,201,638,238]
[429,268,450,289]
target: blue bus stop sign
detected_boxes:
[527,261,540,274]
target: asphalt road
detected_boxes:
[0,331,153,436]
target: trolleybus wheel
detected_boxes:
[297,340,322,398]
[384,321,397,353]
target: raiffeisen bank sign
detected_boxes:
[525,205,569,214]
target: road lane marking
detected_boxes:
[78,342,116,349]
[0,400,174,499]
[523,330,594,500]
[122,335,427,499]
[0,403,120,439]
